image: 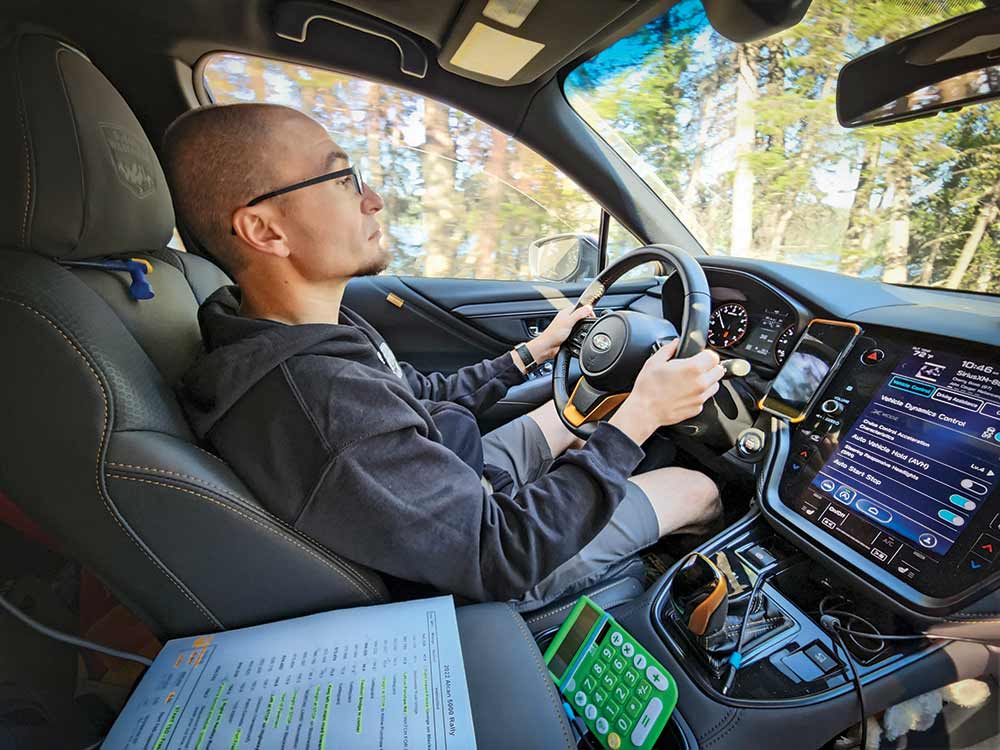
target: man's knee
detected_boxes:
[685,469,722,527]
[633,467,721,537]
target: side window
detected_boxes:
[202,53,610,283]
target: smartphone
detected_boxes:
[759,319,861,422]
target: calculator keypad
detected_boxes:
[565,626,672,750]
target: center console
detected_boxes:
[763,326,1000,615]
[627,323,999,725]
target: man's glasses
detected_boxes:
[246,165,365,206]
[231,165,365,234]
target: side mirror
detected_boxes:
[528,233,600,283]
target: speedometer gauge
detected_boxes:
[775,324,797,365]
[708,303,749,349]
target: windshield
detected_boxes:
[565,0,1000,295]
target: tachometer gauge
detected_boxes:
[775,324,797,365]
[708,303,749,349]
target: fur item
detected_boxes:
[882,690,943,742]
[880,679,992,743]
[940,678,991,709]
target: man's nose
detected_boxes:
[361,183,384,213]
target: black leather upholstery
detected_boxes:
[0,31,174,259]
[0,29,387,638]
[456,604,575,750]
[0,27,641,643]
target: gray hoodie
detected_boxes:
[178,286,645,602]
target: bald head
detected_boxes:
[162,103,308,274]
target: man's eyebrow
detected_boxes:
[324,149,349,170]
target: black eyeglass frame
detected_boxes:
[246,165,364,207]
[230,165,365,235]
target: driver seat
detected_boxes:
[0,29,644,639]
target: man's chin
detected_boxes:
[353,247,391,278]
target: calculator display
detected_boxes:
[549,603,601,679]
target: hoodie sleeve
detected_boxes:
[400,353,526,415]
[294,375,645,602]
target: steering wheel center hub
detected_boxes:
[581,314,628,376]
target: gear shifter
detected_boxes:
[670,553,730,638]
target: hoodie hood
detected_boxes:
[179,286,384,438]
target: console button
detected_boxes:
[856,499,893,524]
[861,348,884,365]
[973,533,998,562]
[963,553,991,574]
[743,544,777,569]
[869,547,888,563]
[821,399,844,416]
[779,651,824,682]
[873,533,901,556]
[630,698,663,747]
[824,504,850,522]
[918,533,940,550]
[804,644,838,674]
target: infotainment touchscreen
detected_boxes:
[808,346,1000,557]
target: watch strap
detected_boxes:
[515,343,538,373]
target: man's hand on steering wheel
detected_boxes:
[516,304,596,370]
[609,340,723,446]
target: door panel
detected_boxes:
[343,275,657,429]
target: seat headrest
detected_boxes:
[0,30,174,260]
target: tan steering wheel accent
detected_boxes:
[562,378,630,427]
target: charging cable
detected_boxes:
[819,613,998,750]
[721,567,776,695]
[0,588,153,666]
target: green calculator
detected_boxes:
[543,596,677,750]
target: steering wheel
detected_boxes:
[553,245,711,439]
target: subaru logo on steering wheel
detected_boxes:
[592,333,613,352]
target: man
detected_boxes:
[165,102,724,608]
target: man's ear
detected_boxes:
[231,206,290,259]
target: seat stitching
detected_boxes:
[107,473,382,603]
[0,297,219,628]
[524,579,630,625]
[16,68,31,246]
[106,463,383,601]
[106,463,246,501]
[503,604,576,750]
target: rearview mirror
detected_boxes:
[528,233,600,283]
[838,5,1000,128]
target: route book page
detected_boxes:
[102,596,477,750]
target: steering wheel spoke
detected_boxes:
[562,378,629,428]
[566,318,596,357]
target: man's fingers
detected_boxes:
[651,337,680,361]
[697,365,725,389]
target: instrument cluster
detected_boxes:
[708,296,798,367]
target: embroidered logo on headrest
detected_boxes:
[100,124,155,199]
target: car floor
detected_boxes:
[0,522,156,748]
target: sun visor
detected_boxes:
[440,0,638,86]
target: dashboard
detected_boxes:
[656,260,1000,616]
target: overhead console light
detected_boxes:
[449,22,545,81]
[483,0,541,29]
[702,0,812,43]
